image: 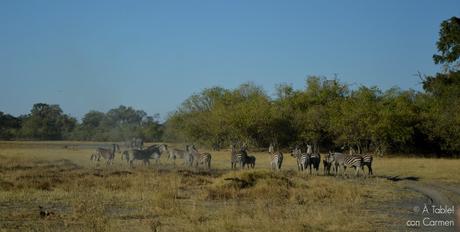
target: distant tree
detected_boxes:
[19,103,76,140]
[433,16,460,71]
[0,112,22,140]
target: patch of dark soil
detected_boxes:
[177,169,224,178]
[0,180,15,191]
[118,214,159,220]
[110,171,133,176]
[2,165,34,171]
[377,175,420,182]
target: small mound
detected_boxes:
[207,170,294,200]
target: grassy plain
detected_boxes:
[0,141,458,231]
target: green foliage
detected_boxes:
[18,103,76,140]
[420,71,460,153]
[433,16,460,71]
[0,112,22,139]
[164,77,429,154]
[71,105,163,142]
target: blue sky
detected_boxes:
[1,0,459,120]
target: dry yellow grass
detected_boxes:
[0,141,457,231]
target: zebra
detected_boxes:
[186,145,211,169]
[129,145,161,167]
[290,147,309,171]
[121,150,131,164]
[308,153,321,175]
[243,155,256,168]
[91,144,118,165]
[269,143,283,171]
[327,152,364,177]
[360,153,373,175]
[323,158,332,175]
[230,144,248,169]
[167,147,189,165]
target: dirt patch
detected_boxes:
[0,180,15,191]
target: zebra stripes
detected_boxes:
[269,143,283,170]
[291,147,320,174]
[230,144,249,169]
[327,152,364,176]
[291,147,309,171]
[270,152,283,170]
[129,146,159,167]
[90,144,118,166]
[360,153,373,175]
[187,145,212,169]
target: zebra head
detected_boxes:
[159,144,168,154]
[268,143,274,154]
[306,144,312,155]
[290,147,301,157]
[326,151,336,163]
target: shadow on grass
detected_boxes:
[376,175,420,182]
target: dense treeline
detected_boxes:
[1,16,459,156]
[163,77,440,155]
[0,105,163,142]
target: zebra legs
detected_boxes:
[366,164,373,175]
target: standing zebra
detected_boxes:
[167,147,187,162]
[129,145,161,167]
[323,158,332,175]
[230,144,248,169]
[360,153,373,175]
[187,145,212,169]
[151,144,169,164]
[269,143,283,171]
[327,152,364,177]
[290,147,309,171]
[309,153,321,175]
[91,144,118,166]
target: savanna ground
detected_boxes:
[0,141,459,232]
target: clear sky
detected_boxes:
[1,0,459,120]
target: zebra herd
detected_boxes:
[89,142,374,176]
[90,143,212,169]
[261,143,373,177]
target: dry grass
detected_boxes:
[0,141,457,231]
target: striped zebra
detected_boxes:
[360,153,373,175]
[90,144,118,166]
[327,152,364,177]
[167,147,189,165]
[230,144,248,169]
[269,143,283,171]
[290,147,309,171]
[129,145,161,167]
[187,145,212,169]
[323,158,332,175]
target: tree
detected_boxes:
[19,103,76,140]
[433,16,460,71]
[0,112,21,139]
